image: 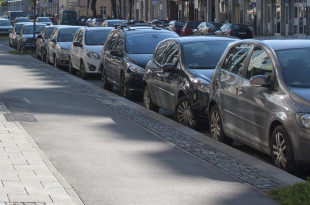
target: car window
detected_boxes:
[108,32,119,50]
[44,27,54,39]
[85,29,112,45]
[154,41,170,65]
[115,36,124,55]
[77,30,83,44]
[246,46,273,80]
[221,44,251,75]
[163,42,179,65]
[57,28,80,42]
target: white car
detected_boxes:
[68,27,112,79]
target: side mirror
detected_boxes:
[37,34,43,39]
[250,75,270,87]
[73,41,82,47]
[110,50,122,57]
[162,63,176,73]
[51,38,56,43]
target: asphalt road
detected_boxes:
[0,39,280,204]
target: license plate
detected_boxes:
[239,32,246,34]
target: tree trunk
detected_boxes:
[91,0,97,17]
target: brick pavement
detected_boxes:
[0,103,82,205]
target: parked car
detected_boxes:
[100,27,179,98]
[91,18,104,27]
[36,25,63,61]
[215,23,253,39]
[80,18,86,26]
[36,17,53,26]
[168,20,185,35]
[128,20,146,26]
[150,19,169,27]
[0,19,12,35]
[180,21,201,36]
[193,22,222,35]
[101,19,127,27]
[86,18,93,27]
[208,39,310,172]
[143,36,235,128]
[45,26,82,68]
[68,27,113,79]
[16,23,45,51]
[9,22,28,48]
[14,17,31,24]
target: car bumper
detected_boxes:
[293,127,310,167]
[125,72,144,93]
[190,90,209,118]
[84,58,101,74]
[58,53,70,66]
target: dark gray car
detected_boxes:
[208,39,310,172]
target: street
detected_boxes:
[0,38,303,204]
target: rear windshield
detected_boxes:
[0,20,11,26]
[175,21,184,27]
[57,28,80,42]
[276,47,310,88]
[38,17,51,22]
[16,18,30,22]
[85,29,112,45]
[22,25,45,34]
[125,32,178,54]
[231,24,249,30]
[186,21,201,29]
[183,41,233,69]
[44,27,54,39]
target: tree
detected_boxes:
[0,0,8,7]
[91,0,96,17]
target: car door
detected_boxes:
[50,29,58,63]
[148,40,170,107]
[155,42,181,111]
[103,32,119,84]
[217,43,252,137]
[114,35,124,85]
[237,46,276,148]
[71,30,82,69]
[36,28,45,55]
[46,29,57,62]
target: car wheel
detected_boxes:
[143,85,159,112]
[68,58,76,75]
[46,51,50,64]
[271,125,297,172]
[101,65,113,91]
[80,61,88,79]
[36,50,39,59]
[175,96,198,129]
[41,49,44,61]
[121,73,131,99]
[54,56,59,68]
[209,105,233,145]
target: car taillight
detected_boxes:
[94,22,96,26]
[173,27,176,31]
[207,28,212,33]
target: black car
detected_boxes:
[215,23,253,39]
[100,26,179,98]
[143,36,236,128]
[36,25,62,61]
[168,20,185,35]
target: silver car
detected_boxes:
[16,23,46,51]
[9,22,28,48]
[0,19,12,35]
[209,39,310,172]
[45,26,82,68]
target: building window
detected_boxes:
[100,6,103,15]
[104,7,107,15]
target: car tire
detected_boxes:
[101,65,113,91]
[143,85,159,112]
[175,96,199,129]
[80,61,88,79]
[54,56,59,68]
[271,125,297,172]
[68,58,76,75]
[121,73,131,99]
[36,50,39,59]
[46,51,50,64]
[209,105,233,145]
[41,49,44,61]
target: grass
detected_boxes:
[0,35,8,38]
[9,50,35,55]
[268,180,310,205]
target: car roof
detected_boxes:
[83,27,112,31]
[119,27,177,35]
[174,36,237,44]
[234,39,310,51]
[23,23,46,26]
[56,26,83,30]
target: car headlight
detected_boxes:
[193,77,210,93]
[86,51,100,59]
[127,62,144,74]
[297,113,310,128]
[60,48,69,54]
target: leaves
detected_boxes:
[0,0,8,7]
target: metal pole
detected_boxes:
[33,0,36,39]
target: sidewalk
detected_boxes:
[0,103,83,204]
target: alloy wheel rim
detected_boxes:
[177,100,194,126]
[210,110,221,140]
[273,133,287,168]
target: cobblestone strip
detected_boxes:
[20,55,289,192]
[0,103,80,205]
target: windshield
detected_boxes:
[85,29,112,45]
[186,21,201,29]
[15,24,25,33]
[22,25,45,34]
[38,17,51,22]
[16,18,30,22]
[183,41,233,69]
[126,32,178,54]
[0,20,11,26]
[57,28,80,42]
[276,48,310,88]
[44,27,54,39]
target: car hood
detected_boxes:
[85,45,103,55]
[191,69,215,82]
[58,42,72,50]
[126,53,153,68]
[290,87,310,112]
[0,26,12,29]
